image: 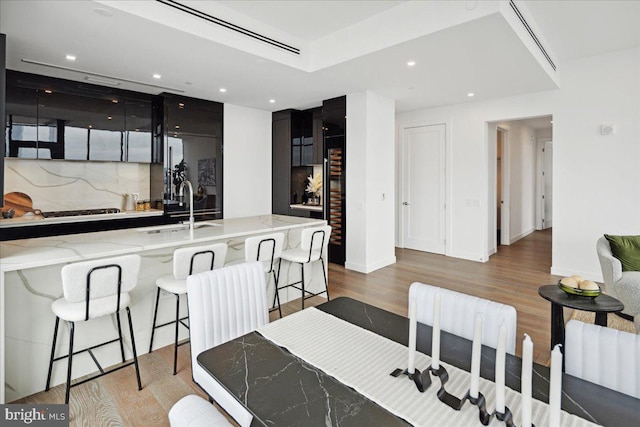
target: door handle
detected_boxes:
[402,202,410,206]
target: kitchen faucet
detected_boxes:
[179,180,194,235]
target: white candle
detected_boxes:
[521,334,533,427]
[495,322,507,414]
[549,344,563,427]
[408,299,417,374]
[431,293,442,370]
[469,313,483,399]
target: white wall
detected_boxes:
[223,104,272,218]
[346,91,396,273]
[396,47,640,280]
[551,48,640,279]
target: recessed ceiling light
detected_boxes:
[65,55,76,61]
[407,61,416,67]
[89,125,93,129]
[219,88,227,93]
[467,92,475,97]
[112,99,118,104]
[178,103,185,109]
[269,99,276,104]
[153,74,162,79]
[44,89,52,94]
[107,116,112,120]
[175,125,180,129]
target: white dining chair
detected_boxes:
[149,243,228,375]
[278,225,331,309]
[187,261,268,427]
[565,319,640,398]
[244,232,285,318]
[45,254,143,404]
[169,395,233,427]
[408,282,518,354]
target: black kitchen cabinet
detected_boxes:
[272,110,293,215]
[312,108,324,164]
[1,34,7,205]
[162,93,223,219]
[4,70,154,163]
[323,96,346,265]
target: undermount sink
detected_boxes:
[137,222,221,233]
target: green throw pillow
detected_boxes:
[604,234,640,271]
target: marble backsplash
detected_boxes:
[4,158,152,212]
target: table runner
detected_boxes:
[257,307,599,427]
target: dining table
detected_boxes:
[197,297,640,426]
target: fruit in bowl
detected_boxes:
[558,275,601,297]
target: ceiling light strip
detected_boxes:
[156,0,300,55]
[509,0,556,71]
[20,59,185,92]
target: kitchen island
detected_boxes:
[0,214,327,402]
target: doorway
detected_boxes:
[496,128,509,246]
[400,123,446,254]
[488,115,552,257]
[536,139,553,230]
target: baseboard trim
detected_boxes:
[345,256,396,274]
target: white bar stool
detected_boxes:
[278,225,331,309]
[45,254,143,404]
[149,243,228,375]
[244,232,285,318]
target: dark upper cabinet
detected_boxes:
[162,93,223,219]
[4,70,154,162]
[272,110,292,215]
[290,109,323,167]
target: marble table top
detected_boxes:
[0,214,325,272]
[198,297,640,427]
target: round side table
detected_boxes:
[538,284,624,368]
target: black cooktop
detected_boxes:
[41,208,121,218]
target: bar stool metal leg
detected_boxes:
[300,263,305,310]
[45,316,60,391]
[126,307,143,390]
[273,261,282,318]
[116,311,125,363]
[65,322,75,404]
[173,293,180,375]
[149,288,161,353]
[320,258,330,301]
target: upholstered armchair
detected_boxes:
[596,236,640,328]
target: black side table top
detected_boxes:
[538,284,624,312]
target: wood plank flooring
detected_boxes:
[14,229,559,426]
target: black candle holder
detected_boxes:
[466,392,492,425]
[429,365,466,410]
[494,407,517,427]
[390,367,432,392]
[392,365,534,427]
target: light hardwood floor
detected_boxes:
[15,229,560,426]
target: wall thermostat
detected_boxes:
[601,124,615,135]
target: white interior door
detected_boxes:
[401,124,446,254]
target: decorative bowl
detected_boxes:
[558,281,601,298]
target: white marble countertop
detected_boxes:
[290,203,323,212]
[0,209,164,228]
[0,214,325,272]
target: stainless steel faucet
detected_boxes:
[179,180,194,233]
